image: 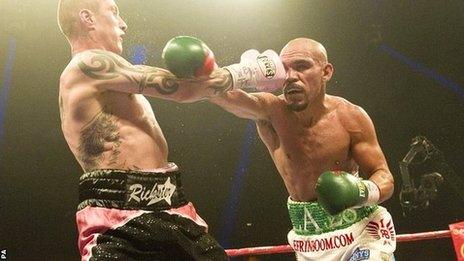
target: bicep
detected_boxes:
[74,50,190,101]
[347,106,394,200]
[210,90,272,120]
[349,109,389,176]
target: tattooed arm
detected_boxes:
[73,49,233,102]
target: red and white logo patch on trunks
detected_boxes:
[366,218,395,246]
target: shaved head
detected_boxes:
[57,0,101,40]
[280,37,334,111]
[280,38,328,63]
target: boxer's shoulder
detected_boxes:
[70,49,130,75]
[59,61,80,90]
[327,96,368,123]
[328,98,374,138]
[61,49,127,92]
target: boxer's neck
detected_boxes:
[70,36,119,56]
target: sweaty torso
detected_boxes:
[256,95,358,202]
[59,64,168,172]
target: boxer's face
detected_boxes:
[93,0,127,54]
[280,42,332,111]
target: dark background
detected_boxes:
[1,0,463,260]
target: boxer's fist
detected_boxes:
[315,171,380,215]
[224,49,285,92]
[162,36,216,78]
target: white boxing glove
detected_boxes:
[224,49,286,92]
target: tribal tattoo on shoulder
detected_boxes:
[77,50,179,95]
[78,110,121,171]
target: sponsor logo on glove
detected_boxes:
[257,55,276,79]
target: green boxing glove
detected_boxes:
[315,171,380,215]
[162,36,216,78]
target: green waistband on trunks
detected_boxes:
[287,199,378,236]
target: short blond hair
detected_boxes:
[57,0,100,40]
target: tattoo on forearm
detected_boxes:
[138,72,179,95]
[78,50,179,95]
[78,110,121,171]
[207,69,233,96]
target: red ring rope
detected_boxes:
[225,230,451,257]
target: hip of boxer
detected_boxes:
[76,163,227,261]
[287,198,396,261]
[78,163,187,211]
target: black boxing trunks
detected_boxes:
[76,164,227,261]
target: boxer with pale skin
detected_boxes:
[57,0,283,259]
[211,38,396,260]
[59,2,231,172]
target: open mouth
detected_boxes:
[284,85,304,95]
[286,89,303,95]
[119,33,125,42]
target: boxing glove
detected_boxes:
[315,171,380,215]
[162,36,216,78]
[224,49,286,92]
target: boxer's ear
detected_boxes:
[79,9,96,29]
[322,62,333,83]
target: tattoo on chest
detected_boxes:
[78,111,121,170]
[77,50,179,95]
